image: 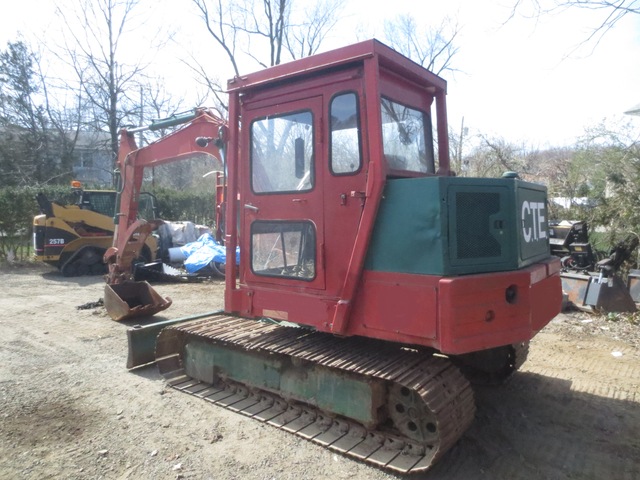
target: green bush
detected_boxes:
[149,187,217,227]
[0,185,71,261]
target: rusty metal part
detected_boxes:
[628,269,640,303]
[583,275,637,313]
[104,219,164,285]
[103,281,172,322]
[562,272,637,313]
[155,314,476,473]
[561,272,594,312]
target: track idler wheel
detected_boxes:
[388,384,439,445]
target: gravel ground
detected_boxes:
[1,262,639,480]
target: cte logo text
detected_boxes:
[521,201,547,243]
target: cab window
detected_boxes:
[251,110,314,193]
[380,97,434,174]
[330,93,362,175]
[251,221,316,280]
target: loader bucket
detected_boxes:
[104,281,172,322]
[561,272,593,312]
[561,272,636,313]
[583,275,637,313]
[627,269,640,302]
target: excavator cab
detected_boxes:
[221,40,559,351]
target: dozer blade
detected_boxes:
[152,313,476,474]
[126,310,222,369]
[104,281,172,322]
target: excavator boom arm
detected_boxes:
[105,108,227,286]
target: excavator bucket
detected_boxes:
[104,281,172,322]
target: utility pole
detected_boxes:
[456,116,467,174]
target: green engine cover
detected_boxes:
[365,176,550,275]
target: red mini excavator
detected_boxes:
[106,40,562,473]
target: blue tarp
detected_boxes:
[180,233,240,273]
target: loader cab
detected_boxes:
[76,190,117,217]
[224,39,450,328]
[75,189,157,221]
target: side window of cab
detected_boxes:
[330,92,362,175]
[380,97,435,175]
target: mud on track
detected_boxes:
[1,263,639,480]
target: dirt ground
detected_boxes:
[1,263,639,480]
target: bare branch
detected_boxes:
[180,51,229,113]
[55,0,152,174]
[191,0,340,81]
[192,0,242,76]
[510,0,640,52]
[383,15,461,75]
[284,0,342,59]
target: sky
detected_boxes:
[341,0,640,147]
[1,0,639,148]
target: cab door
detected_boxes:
[240,97,326,291]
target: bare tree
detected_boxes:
[462,136,531,178]
[192,0,243,77]
[0,40,80,186]
[510,0,640,48]
[246,0,289,68]
[190,0,344,102]
[191,0,291,74]
[36,52,86,185]
[181,57,228,114]
[449,117,469,175]
[383,15,460,75]
[56,0,148,178]
[134,79,191,144]
[284,0,342,59]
